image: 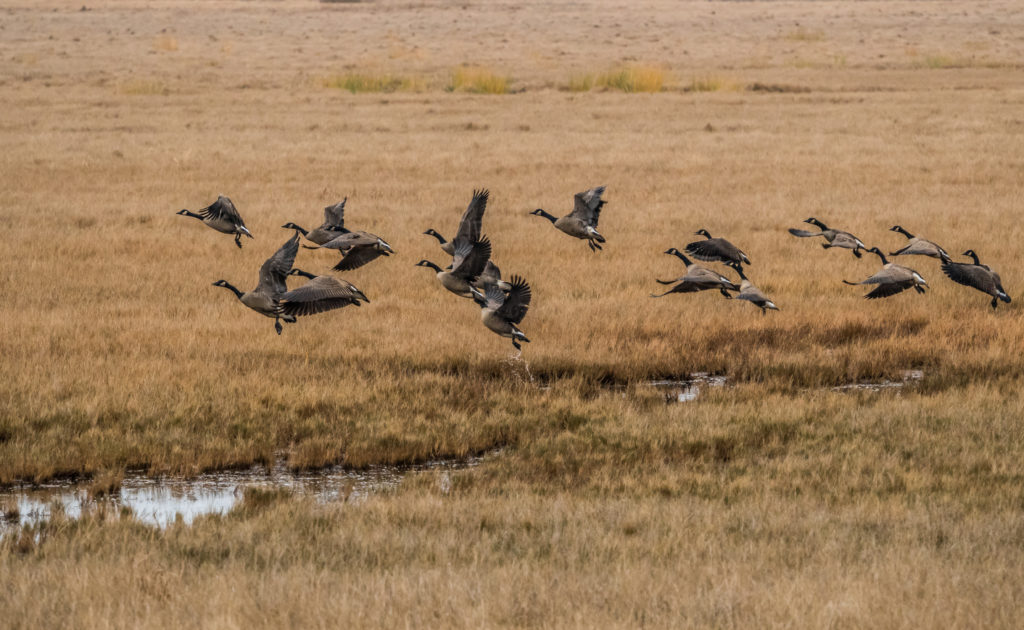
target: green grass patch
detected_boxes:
[321,73,424,94]
[593,66,666,93]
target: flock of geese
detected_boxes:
[176,189,1013,349]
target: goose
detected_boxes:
[789,218,867,258]
[416,237,492,298]
[530,186,607,252]
[281,197,348,247]
[729,264,779,314]
[424,189,489,256]
[888,225,951,262]
[211,232,299,334]
[177,195,253,249]
[685,229,751,266]
[651,248,739,298]
[470,275,532,350]
[311,231,395,271]
[280,268,369,317]
[941,250,1011,309]
[843,247,927,299]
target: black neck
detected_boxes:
[870,249,889,265]
[895,226,914,239]
[180,210,203,220]
[534,209,557,223]
[219,282,244,299]
[291,269,317,280]
[291,225,309,237]
[426,230,448,245]
[966,251,981,265]
[421,261,443,273]
[811,219,828,230]
[668,250,692,266]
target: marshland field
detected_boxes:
[3,0,1024,627]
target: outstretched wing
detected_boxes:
[788,228,823,238]
[684,238,737,263]
[497,275,531,324]
[200,195,245,225]
[942,262,996,293]
[257,232,300,295]
[281,275,363,317]
[323,198,347,229]
[863,282,912,299]
[452,237,492,281]
[318,231,379,251]
[332,245,385,272]
[453,189,489,248]
[568,186,606,227]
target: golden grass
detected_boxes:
[448,66,509,94]
[785,27,826,42]
[3,0,1024,626]
[321,73,424,93]
[594,65,667,93]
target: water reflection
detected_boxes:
[1,455,484,533]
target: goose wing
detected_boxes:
[451,237,491,281]
[496,275,531,324]
[863,281,913,299]
[200,195,245,225]
[332,245,386,272]
[737,284,768,303]
[323,198,347,229]
[684,237,744,263]
[568,186,606,227]
[831,231,865,249]
[281,276,364,317]
[788,228,824,238]
[453,189,489,248]
[942,262,997,293]
[892,239,948,259]
[257,232,300,295]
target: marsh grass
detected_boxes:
[448,66,509,94]
[594,65,666,93]
[117,79,169,96]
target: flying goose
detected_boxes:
[470,275,532,350]
[281,198,349,247]
[211,232,299,334]
[941,250,1011,309]
[685,229,751,266]
[416,237,492,298]
[843,247,927,299]
[310,231,395,271]
[530,186,607,252]
[280,268,369,317]
[424,189,489,256]
[729,264,779,314]
[888,225,951,262]
[177,195,253,248]
[650,248,740,298]
[789,218,867,258]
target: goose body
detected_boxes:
[685,229,751,266]
[425,189,489,257]
[471,275,532,350]
[281,198,348,246]
[211,232,299,334]
[730,265,779,314]
[313,231,395,271]
[843,247,927,299]
[789,217,867,258]
[473,260,513,293]
[941,250,1011,309]
[651,248,739,298]
[177,195,253,248]
[888,225,950,262]
[280,268,368,317]
[417,237,492,298]
[531,186,607,252]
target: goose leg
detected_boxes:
[719,287,732,299]
[235,234,242,249]
[512,339,521,350]
[852,249,862,258]
[587,240,596,252]
[275,319,283,335]
[592,241,603,251]
[991,296,999,310]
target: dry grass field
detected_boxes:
[3,0,1024,627]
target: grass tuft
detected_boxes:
[594,66,666,93]
[118,79,169,96]
[448,66,510,94]
[785,27,825,42]
[321,73,424,93]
